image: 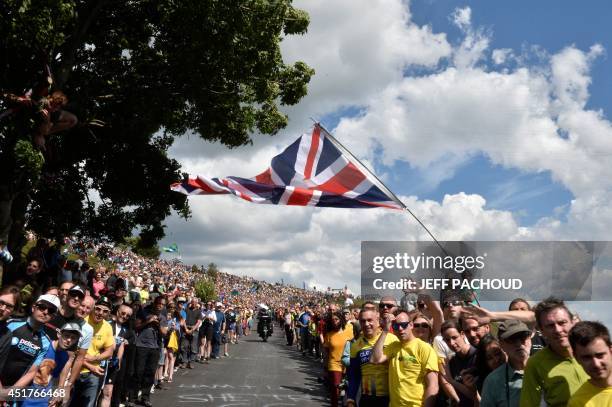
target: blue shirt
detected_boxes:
[213,311,225,333]
[481,363,524,407]
[1,318,51,386]
[298,313,310,334]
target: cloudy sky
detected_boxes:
[161,0,612,320]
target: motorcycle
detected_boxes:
[257,314,273,342]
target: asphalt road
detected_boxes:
[151,329,329,407]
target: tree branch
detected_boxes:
[56,0,111,88]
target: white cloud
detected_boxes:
[492,48,513,65]
[165,1,612,302]
[451,7,472,31]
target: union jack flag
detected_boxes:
[171,125,404,210]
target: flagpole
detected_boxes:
[313,121,447,254]
[313,120,481,306]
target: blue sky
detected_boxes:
[410,0,612,110]
[316,0,612,226]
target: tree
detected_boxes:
[0,1,313,272]
[206,262,219,281]
[124,236,160,259]
[194,277,216,302]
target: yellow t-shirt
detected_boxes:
[384,337,439,407]
[139,289,150,303]
[568,381,612,407]
[82,316,115,373]
[520,346,589,407]
[350,331,399,396]
[325,328,354,372]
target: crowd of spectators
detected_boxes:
[2,235,612,407]
[284,291,612,406]
[0,235,344,406]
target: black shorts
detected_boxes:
[105,365,118,384]
[199,324,213,342]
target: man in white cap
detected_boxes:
[0,294,56,387]
[30,322,83,407]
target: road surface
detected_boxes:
[152,329,329,406]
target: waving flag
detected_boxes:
[162,243,179,253]
[171,124,404,210]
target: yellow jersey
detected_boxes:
[568,380,612,407]
[82,316,115,373]
[384,337,439,407]
[349,331,399,397]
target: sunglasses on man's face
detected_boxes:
[35,303,58,315]
[379,303,395,309]
[392,321,410,331]
[94,306,110,314]
[0,299,15,311]
[68,292,85,300]
[443,301,464,308]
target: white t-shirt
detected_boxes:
[79,320,94,350]
[433,334,454,360]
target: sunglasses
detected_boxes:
[412,323,430,329]
[443,301,464,308]
[379,303,395,309]
[392,321,410,331]
[94,306,110,314]
[68,291,85,300]
[0,299,15,310]
[35,303,58,315]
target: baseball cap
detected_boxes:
[498,320,531,340]
[68,285,85,299]
[36,294,61,309]
[96,296,112,310]
[216,302,223,307]
[177,297,187,303]
[60,322,82,337]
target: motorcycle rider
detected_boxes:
[257,304,273,340]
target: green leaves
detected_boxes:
[0,0,312,249]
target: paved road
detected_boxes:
[151,329,329,406]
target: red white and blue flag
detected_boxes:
[170,125,404,210]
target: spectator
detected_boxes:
[129,295,167,407]
[109,304,136,407]
[70,296,115,407]
[181,298,201,368]
[164,303,180,382]
[371,309,439,406]
[520,297,589,407]
[461,315,491,347]
[91,271,105,299]
[346,308,397,407]
[441,319,478,407]
[211,302,225,359]
[323,310,354,407]
[568,321,612,406]
[0,285,19,374]
[481,320,531,407]
[0,294,55,387]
